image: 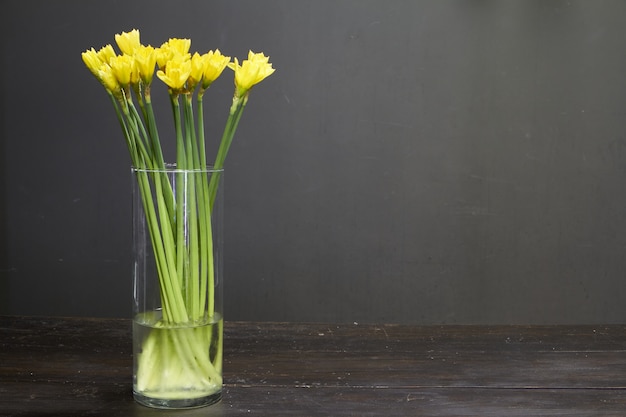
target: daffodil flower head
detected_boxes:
[188,52,206,90]
[229,50,275,98]
[155,47,170,71]
[156,54,192,91]
[156,38,192,69]
[98,64,121,95]
[82,46,123,95]
[115,29,141,56]
[201,49,231,89]
[109,54,136,88]
[134,44,157,85]
[82,48,103,77]
[97,44,117,64]
[82,44,117,76]
[165,38,191,56]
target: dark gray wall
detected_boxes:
[2,1,626,324]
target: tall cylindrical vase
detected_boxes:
[131,166,224,409]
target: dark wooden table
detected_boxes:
[2,317,626,416]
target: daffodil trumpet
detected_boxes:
[82,29,274,408]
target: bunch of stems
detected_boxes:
[108,82,245,324]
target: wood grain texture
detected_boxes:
[2,316,626,416]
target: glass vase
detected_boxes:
[131,165,224,409]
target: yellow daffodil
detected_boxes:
[156,38,192,69]
[188,52,206,89]
[155,47,170,70]
[82,48,103,76]
[97,44,117,64]
[201,49,231,89]
[156,55,192,91]
[134,45,157,85]
[82,44,117,76]
[97,64,121,93]
[82,46,123,95]
[109,54,136,87]
[115,29,141,56]
[164,38,191,56]
[228,51,275,98]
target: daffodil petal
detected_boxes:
[115,29,141,55]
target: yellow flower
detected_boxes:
[96,44,117,64]
[164,38,191,56]
[188,52,206,89]
[98,64,121,93]
[115,29,141,56]
[82,48,103,76]
[155,47,169,70]
[82,46,123,94]
[134,45,157,85]
[82,44,117,76]
[201,49,231,89]
[229,51,275,97]
[156,55,192,91]
[156,38,191,69]
[109,54,136,87]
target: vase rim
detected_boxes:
[131,164,224,174]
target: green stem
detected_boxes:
[196,94,214,318]
[144,93,175,230]
[213,319,224,374]
[126,101,154,168]
[108,94,141,167]
[136,171,176,323]
[183,94,200,320]
[136,321,222,394]
[110,94,179,323]
[208,94,247,210]
[170,94,187,317]
[196,91,208,170]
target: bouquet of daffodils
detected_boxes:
[82,29,274,403]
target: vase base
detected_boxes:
[133,390,221,409]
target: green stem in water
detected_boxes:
[136,319,222,396]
